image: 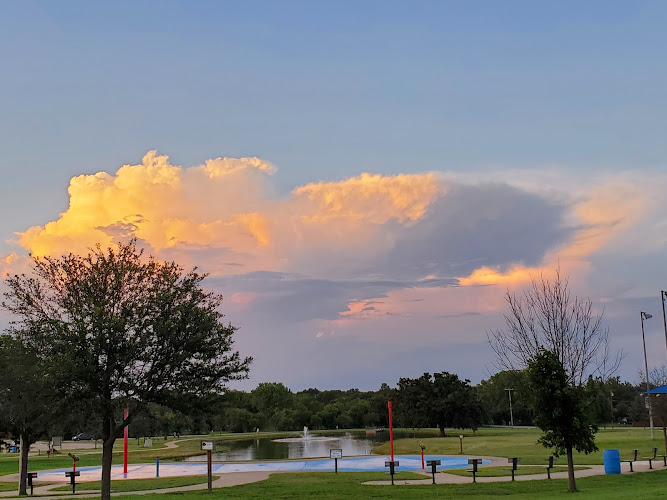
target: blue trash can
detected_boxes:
[603,449,621,474]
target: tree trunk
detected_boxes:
[101,436,115,500]
[663,425,667,454]
[18,434,29,495]
[566,445,577,493]
[438,424,446,437]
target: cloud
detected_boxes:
[11,152,667,388]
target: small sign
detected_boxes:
[144,439,153,447]
[330,449,343,459]
[201,441,214,451]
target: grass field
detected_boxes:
[0,482,17,492]
[102,470,667,500]
[374,426,666,466]
[51,475,217,492]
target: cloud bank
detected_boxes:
[7,152,667,388]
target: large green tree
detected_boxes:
[397,372,483,437]
[0,335,57,495]
[527,350,598,493]
[3,240,252,500]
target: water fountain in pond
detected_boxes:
[273,427,339,443]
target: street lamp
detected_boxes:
[640,311,654,439]
[505,388,514,427]
[661,291,667,364]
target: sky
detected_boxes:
[1,1,666,391]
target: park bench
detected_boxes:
[643,447,658,469]
[546,456,554,479]
[505,457,520,481]
[467,458,482,483]
[659,451,667,467]
[621,449,638,472]
[26,472,37,495]
[426,459,441,484]
[65,471,80,494]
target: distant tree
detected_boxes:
[476,370,533,426]
[251,383,294,427]
[0,335,58,495]
[3,240,251,500]
[397,372,483,437]
[527,350,598,493]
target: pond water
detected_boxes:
[184,430,433,462]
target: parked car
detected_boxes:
[72,433,94,441]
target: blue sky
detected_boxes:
[1,1,666,389]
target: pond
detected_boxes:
[184,430,434,462]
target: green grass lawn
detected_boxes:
[373,426,666,466]
[0,482,17,492]
[104,470,667,500]
[50,475,217,492]
[444,465,588,477]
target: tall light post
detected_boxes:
[640,311,654,439]
[661,291,667,363]
[505,388,514,427]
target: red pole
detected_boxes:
[123,407,129,475]
[388,401,394,461]
[421,448,424,470]
[73,459,76,472]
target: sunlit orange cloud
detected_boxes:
[0,252,31,278]
[17,152,442,274]
[329,284,504,331]
[293,172,440,224]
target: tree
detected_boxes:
[488,270,619,492]
[0,335,57,495]
[488,269,622,385]
[3,240,252,500]
[397,372,483,437]
[527,350,598,493]
[476,370,533,426]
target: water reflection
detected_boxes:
[184,431,432,462]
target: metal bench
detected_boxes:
[26,472,37,495]
[467,458,482,483]
[546,456,554,479]
[65,471,80,494]
[505,457,520,481]
[426,459,441,484]
[621,450,638,472]
[643,448,658,469]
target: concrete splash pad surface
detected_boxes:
[35,455,485,482]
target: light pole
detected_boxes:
[505,388,514,427]
[661,291,667,364]
[640,311,654,439]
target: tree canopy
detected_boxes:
[2,240,251,500]
[397,372,483,436]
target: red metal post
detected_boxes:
[388,401,394,461]
[421,448,424,469]
[123,407,129,475]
